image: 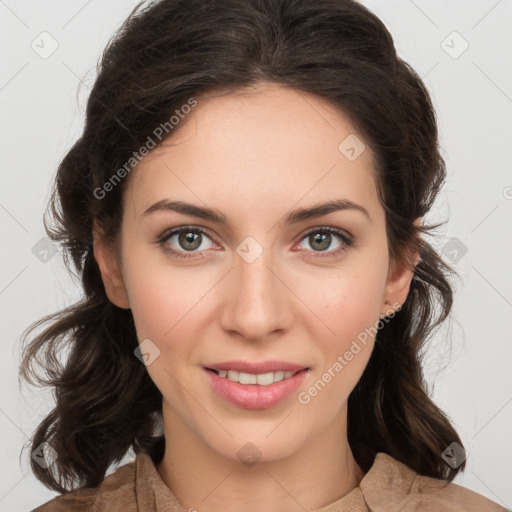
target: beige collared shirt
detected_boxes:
[32,451,505,511]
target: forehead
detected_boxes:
[124,83,381,222]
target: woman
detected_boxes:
[21,0,503,510]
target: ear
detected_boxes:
[92,227,130,309]
[380,220,421,318]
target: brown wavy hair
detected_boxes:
[19,0,465,493]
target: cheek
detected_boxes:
[299,264,386,393]
[301,262,386,342]
[298,284,380,411]
[123,256,214,396]
[122,257,233,397]
[122,250,211,344]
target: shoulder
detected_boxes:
[360,453,506,512]
[31,457,137,512]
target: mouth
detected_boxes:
[205,367,309,386]
[204,366,310,409]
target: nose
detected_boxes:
[219,242,292,343]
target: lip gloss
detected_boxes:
[204,368,308,409]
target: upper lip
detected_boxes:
[205,360,309,374]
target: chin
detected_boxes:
[202,423,309,466]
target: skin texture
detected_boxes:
[93,82,416,512]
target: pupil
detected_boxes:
[180,231,201,250]
[311,233,330,251]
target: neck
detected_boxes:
[156,401,364,512]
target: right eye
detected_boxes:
[157,226,218,260]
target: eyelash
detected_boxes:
[156,225,355,261]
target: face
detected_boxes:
[95,82,412,465]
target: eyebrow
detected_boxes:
[143,198,370,225]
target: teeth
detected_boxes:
[216,369,297,385]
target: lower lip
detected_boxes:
[204,368,309,409]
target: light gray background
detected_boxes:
[1,1,511,510]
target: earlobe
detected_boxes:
[92,231,131,309]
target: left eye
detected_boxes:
[157,226,353,260]
[295,228,353,257]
